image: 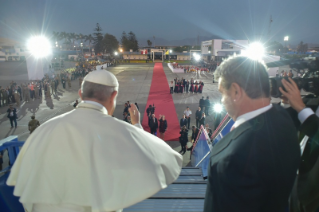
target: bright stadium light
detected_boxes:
[27,36,51,58]
[213,103,223,113]
[170,50,172,53]
[194,54,201,61]
[241,42,265,61]
[114,52,118,56]
[284,36,289,41]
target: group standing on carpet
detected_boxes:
[170,78,204,94]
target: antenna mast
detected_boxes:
[267,15,273,41]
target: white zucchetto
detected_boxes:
[84,70,119,87]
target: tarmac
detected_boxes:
[0,61,290,169]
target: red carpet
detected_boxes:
[142,63,180,141]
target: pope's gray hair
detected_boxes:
[81,81,118,102]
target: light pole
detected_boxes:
[284,36,289,49]
[169,49,172,62]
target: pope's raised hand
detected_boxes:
[128,103,140,125]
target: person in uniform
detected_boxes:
[28,115,40,134]
[51,80,56,95]
[47,82,51,98]
[7,70,183,212]
[62,78,66,89]
[14,90,20,107]
[24,85,30,103]
[186,80,189,93]
[34,84,39,99]
[68,77,71,88]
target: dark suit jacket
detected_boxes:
[204,104,300,212]
[290,114,319,212]
[149,117,158,130]
[180,118,187,128]
[191,128,199,141]
[195,110,203,119]
[7,108,17,119]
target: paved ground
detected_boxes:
[0,62,223,169]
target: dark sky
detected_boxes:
[1,0,318,46]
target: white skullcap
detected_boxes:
[83,70,119,87]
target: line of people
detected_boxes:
[170,78,204,94]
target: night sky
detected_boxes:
[0,0,318,46]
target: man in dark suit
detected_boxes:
[204,56,300,212]
[199,97,205,110]
[180,115,187,128]
[279,78,319,212]
[148,114,158,135]
[195,107,203,128]
[7,104,17,128]
[191,125,199,142]
[205,96,211,116]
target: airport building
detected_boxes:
[201,39,249,61]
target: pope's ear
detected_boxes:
[110,90,118,102]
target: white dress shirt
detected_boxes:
[184,110,192,117]
[232,104,273,129]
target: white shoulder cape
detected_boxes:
[7,102,183,212]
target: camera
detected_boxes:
[269,76,319,98]
[269,59,319,98]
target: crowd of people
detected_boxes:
[172,63,218,73]
[277,69,295,77]
[170,78,204,94]
[3,55,319,212]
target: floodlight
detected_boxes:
[120,49,123,52]
[208,51,211,53]
[27,36,51,58]
[194,54,201,61]
[241,42,265,60]
[114,52,118,55]
[284,36,289,41]
[213,103,223,113]
[170,50,172,53]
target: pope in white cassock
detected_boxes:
[7,70,183,212]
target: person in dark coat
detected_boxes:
[186,80,189,93]
[195,107,203,128]
[191,125,199,142]
[180,115,188,128]
[179,126,188,155]
[204,56,300,212]
[278,78,319,212]
[148,114,158,135]
[158,115,167,140]
[199,112,206,127]
[134,102,139,111]
[7,104,17,128]
[205,96,211,116]
[199,97,205,109]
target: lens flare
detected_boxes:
[27,36,51,58]
[213,103,223,113]
[241,42,265,61]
